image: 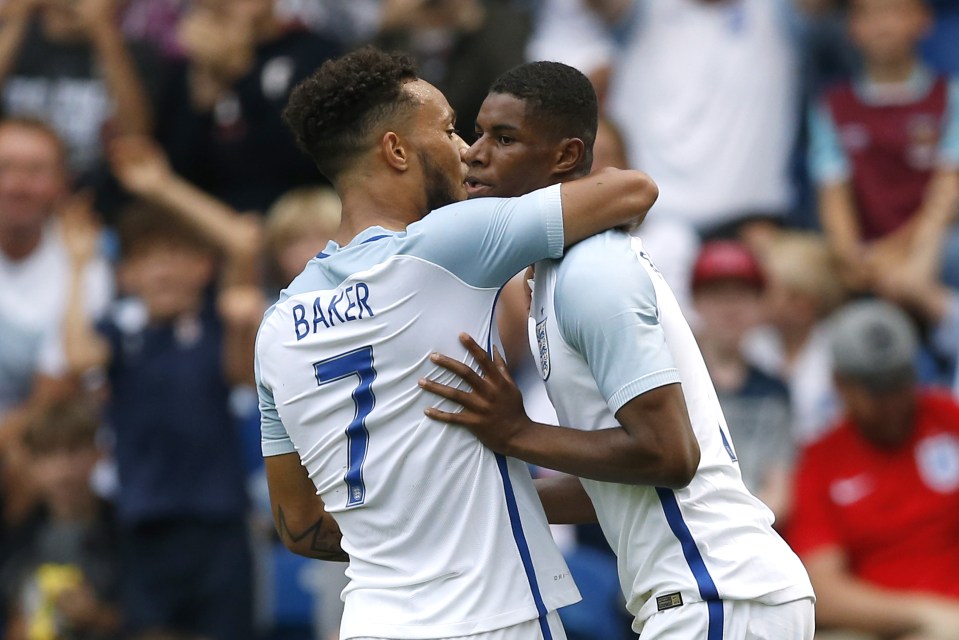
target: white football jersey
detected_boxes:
[256,185,580,640]
[530,231,813,634]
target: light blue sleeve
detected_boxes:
[403,183,565,289]
[938,78,959,166]
[255,333,296,457]
[808,99,850,184]
[554,233,681,415]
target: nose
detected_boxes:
[465,136,486,166]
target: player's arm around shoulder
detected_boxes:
[559,168,658,247]
[420,334,698,488]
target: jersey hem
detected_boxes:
[339,599,576,639]
[633,583,816,632]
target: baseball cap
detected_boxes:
[828,299,918,391]
[691,240,764,291]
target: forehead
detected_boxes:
[476,92,530,129]
[404,79,454,124]
[0,124,62,158]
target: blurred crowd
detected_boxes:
[0,0,957,639]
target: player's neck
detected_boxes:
[334,183,425,245]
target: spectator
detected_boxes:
[691,240,796,523]
[263,186,341,292]
[107,135,262,289]
[275,0,381,49]
[0,0,159,182]
[525,0,616,99]
[158,0,342,213]
[108,133,342,296]
[590,114,700,315]
[599,0,805,236]
[60,194,260,640]
[0,119,113,525]
[744,231,846,444]
[809,0,959,295]
[0,398,121,640]
[374,0,530,144]
[789,299,959,640]
[877,259,959,391]
[119,0,190,61]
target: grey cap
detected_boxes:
[829,299,918,390]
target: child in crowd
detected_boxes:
[263,186,341,292]
[690,240,796,523]
[809,0,959,295]
[1,399,121,640]
[60,195,259,640]
[744,232,847,445]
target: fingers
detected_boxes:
[429,351,483,389]
[423,406,471,425]
[458,333,500,378]
[418,377,476,408]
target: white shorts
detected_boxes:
[351,610,567,640]
[640,597,815,640]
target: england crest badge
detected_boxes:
[535,318,550,380]
[916,433,959,493]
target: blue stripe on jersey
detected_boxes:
[316,234,390,260]
[486,285,552,640]
[494,454,552,640]
[718,424,738,462]
[656,487,724,640]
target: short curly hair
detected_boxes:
[489,62,597,177]
[283,47,419,181]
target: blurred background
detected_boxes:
[0,0,957,639]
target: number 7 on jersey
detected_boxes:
[313,346,376,507]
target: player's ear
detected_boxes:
[381,131,410,172]
[554,138,586,176]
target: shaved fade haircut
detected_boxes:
[283,47,419,181]
[489,61,598,177]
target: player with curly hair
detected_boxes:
[255,47,658,639]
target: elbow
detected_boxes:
[659,439,701,490]
[622,171,658,228]
[272,509,348,562]
[630,171,659,212]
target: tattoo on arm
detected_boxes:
[275,506,348,562]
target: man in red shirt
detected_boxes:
[789,299,959,640]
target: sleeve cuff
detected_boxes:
[262,438,297,457]
[542,183,565,259]
[607,368,682,414]
[811,162,850,185]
